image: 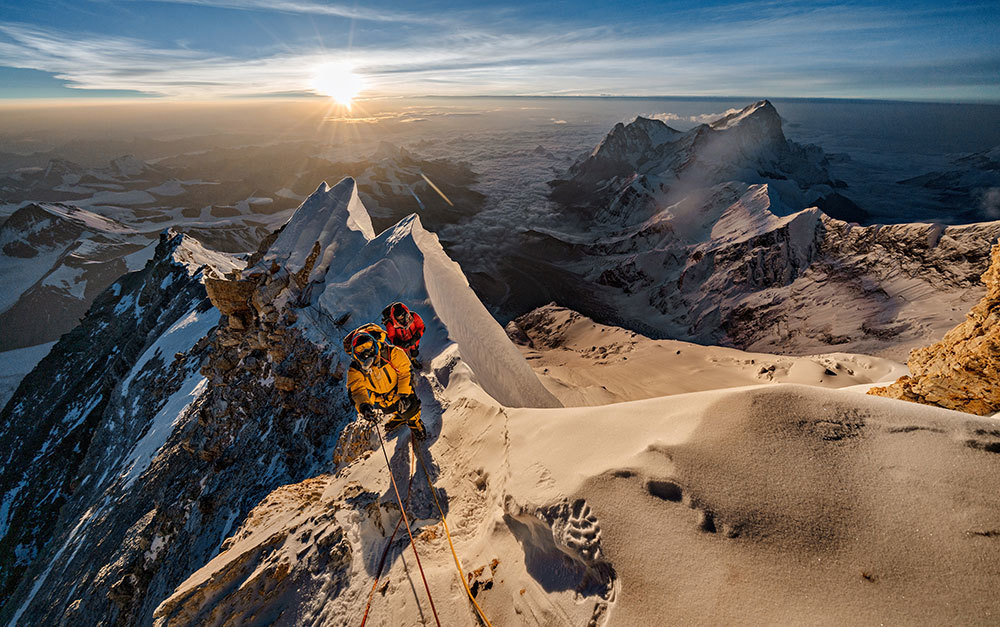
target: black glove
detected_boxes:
[397,395,412,413]
[359,403,376,422]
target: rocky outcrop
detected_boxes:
[869,244,1000,415]
[152,476,352,626]
[0,229,234,613]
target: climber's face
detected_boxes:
[353,337,378,370]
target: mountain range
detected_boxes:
[2,101,999,625]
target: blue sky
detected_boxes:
[0,0,996,101]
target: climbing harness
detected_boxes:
[371,419,441,627]
[412,439,494,627]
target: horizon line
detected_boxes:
[1,94,999,108]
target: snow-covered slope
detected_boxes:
[253,176,559,409]
[0,177,554,624]
[155,358,1000,626]
[508,304,905,406]
[310,179,559,409]
[153,180,997,626]
[502,384,1000,625]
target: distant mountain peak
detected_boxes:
[632,114,679,133]
[709,100,778,130]
[584,115,680,170]
[553,101,827,220]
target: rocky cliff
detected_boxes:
[869,244,1000,415]
[0,228,239,613]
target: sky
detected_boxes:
[0,0,997,102]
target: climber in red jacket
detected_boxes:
[382,302,425,368]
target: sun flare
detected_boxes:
[310,62,365,107]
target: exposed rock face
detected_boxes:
[1,208,358,625]
[0,229,234,612]
[869,244,1000,415]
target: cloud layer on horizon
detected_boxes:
[0,1,997,101]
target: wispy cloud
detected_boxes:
[0,23,326,97]
[135,0,437,23]
[0,1,997,100]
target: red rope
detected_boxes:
[359,463,413,627]
[373,421,441,627]
[412,439,494,627]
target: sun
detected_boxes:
[310,62,365,107]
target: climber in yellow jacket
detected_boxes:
[345,323,426,439]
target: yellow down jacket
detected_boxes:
[347,343,413,411]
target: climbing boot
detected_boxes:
[408,415,427,440]
[384,412,407,432]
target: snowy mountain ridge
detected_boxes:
[0,177,555,624]
[538,103,1000,359]
[2,175,1000,625]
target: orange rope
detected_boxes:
[359,456,414,627]
[374,422,441,627]
[412,439,494,627]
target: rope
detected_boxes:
[374,420,441,627]
[412,439,494,627]
[359,453,414,627]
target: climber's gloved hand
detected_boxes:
[397,395,411,413]
[359,403,376,422]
